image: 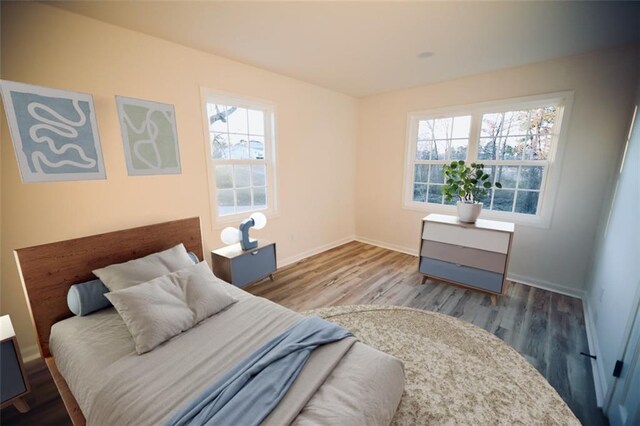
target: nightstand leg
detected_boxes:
[491,295,498,306]
[269,274,275,282]
[13,397,30,413]
[421,275,428,285]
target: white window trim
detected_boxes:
[200,88,279,227]
[402,91,574,228]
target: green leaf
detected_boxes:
[440,187,447,195]
[460,190,467,197]
[446,178,454,185]
[475,169,483,178]
[450,161,458,168]
[470,178,477,184]
[458,160,465,166]
[495,182,503,189]
[483,181,491,188]
[482,173,489,180]
[470,163,476,168]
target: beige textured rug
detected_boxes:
[303,305,580,425]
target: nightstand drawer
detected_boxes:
[419,256,504,293]
[1,340,27,403]
[230,244,276,288]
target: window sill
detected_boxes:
[402,202,551,229]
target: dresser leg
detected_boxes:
[269,273,275,282]
[491,295,498,306]
[421,275,428,285]
[13,397,30,413]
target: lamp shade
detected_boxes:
[250,212,267,230]
[220,227,241,245]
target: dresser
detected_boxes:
[419,214,514,304]
[211,241,277,288]
[1,315,30,413]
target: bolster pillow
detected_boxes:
[67,251,200,316]
[67,279,111,316]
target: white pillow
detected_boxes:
[93,243,194,292]
[171,262,238,324]
[106,262,237,354]
[105,278,194,354]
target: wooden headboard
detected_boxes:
[14,217,204,358]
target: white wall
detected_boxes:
[583,83,640,404]
[0,2,358,360]
[356,46,639,296]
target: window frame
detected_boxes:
[403,91,574,228]
[201,89,278,226]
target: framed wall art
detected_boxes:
[0,80,106,183]
[116,96,181,176]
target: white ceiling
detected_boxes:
[50,1,640,97]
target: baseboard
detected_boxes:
[506,273,583,299]
[21,344,41,363]
[278,235,356,268]
[353,236,418,257]
[582,299,606,407]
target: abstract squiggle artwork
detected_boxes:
[116,96,181,175]
[0,80,106,183]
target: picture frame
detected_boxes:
[115,96,181,176]
[0,80,106,183]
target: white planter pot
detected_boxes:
[456,201,483,223]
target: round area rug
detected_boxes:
[303,305,579,425]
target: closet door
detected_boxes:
[606,300,640,426]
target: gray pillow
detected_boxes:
[93,243,194,292]
[106,262,237,354]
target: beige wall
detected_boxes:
[356,46,639,296]
[0,2,358,358]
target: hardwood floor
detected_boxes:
[245,241,606,425]
[1,241,605,425]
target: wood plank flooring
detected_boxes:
[1,241,605,425]
[245,241,606,425]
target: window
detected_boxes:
[404,92,572,226]
[203,92,276,222]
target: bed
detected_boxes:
[14,217,405,425]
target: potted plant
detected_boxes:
[441,160,502,223]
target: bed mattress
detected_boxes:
[50,284,404,425]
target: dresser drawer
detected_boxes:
[419,257,504,293]
[422,221,510,254]
[230,244,276,288]
[421,240,507,274]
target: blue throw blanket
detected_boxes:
[167,316,353,426]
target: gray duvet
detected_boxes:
[50,285,405,425]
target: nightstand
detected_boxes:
[211,241,277,288]
[1,315,31,413]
